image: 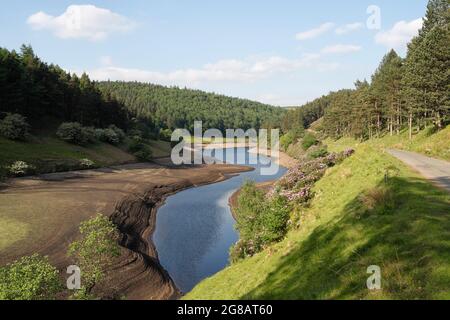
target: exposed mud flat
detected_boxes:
[0,161,252,300]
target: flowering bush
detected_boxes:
[8,161,34,176]
[231,182,290,262]
[79,158,94,168]
[270,149,355,205]
[230,148,355,262]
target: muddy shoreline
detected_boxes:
[0,147,296,300]
[107,163,253,299]
[0,161,252,300]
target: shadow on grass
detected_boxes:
[242,176,450,300]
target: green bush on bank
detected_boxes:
[0,113,30,141]
[56,122,91,145]
[127,136,153,162]
[57,123,125,146]
[230,182,290,263]
[301,133,319,150]
[68,214,121,300]
[0,254,62,300]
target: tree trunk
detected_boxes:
[409,113,413,140]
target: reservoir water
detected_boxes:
[152,147,287,293]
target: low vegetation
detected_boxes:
[68,214,121,300]
[0,254,61,300]
[186,136,450,300]
[0,214,121,301]
[231,182,290,262]
[0,113,30,141]
[231,150,354,262]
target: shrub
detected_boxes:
[68,214,120,299]
[280,132,296,152]
[81,127,97,144]
[301,133,319,150]
[159,128,173,142]
[79,158,95,169]
[108,125,125,143]
[272,149,355,203]
[231,182,290,262]
[95,128,120,145]
[127,136,153,161]
[0,254,62,300]
[8,161,34,176]
[0,113,30,140]
[56,122,88,145]
[280,128,304,151]
[308,146,329,159]
[133,145,153,162]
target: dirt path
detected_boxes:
[0,161,252,300]
[387,149,450,192]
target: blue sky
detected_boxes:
[0,0,429,106]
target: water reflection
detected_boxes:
[152,148,287,293]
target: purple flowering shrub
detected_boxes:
[230,149,355,262]
[270,149,355,205]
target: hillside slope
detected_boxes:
[186,137,450,300]
[0,135,171,179]
[96,81,284,131]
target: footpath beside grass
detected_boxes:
[185,138,450,300]
[370,126,449,161]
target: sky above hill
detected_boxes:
[0,0,429,106]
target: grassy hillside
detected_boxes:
[0,135,171,178]
[371,126,450,161]
[185,136,450,300]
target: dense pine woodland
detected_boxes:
[0,46,283,136]
[0,45,129,130]
[96,82,284,132]
[284,0,449,140]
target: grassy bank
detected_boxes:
[0,135,172,178]
[185,138,450,300]
[327,126,450,161]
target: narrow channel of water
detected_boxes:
[152,148,287,293]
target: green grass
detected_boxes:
[185,139,450,300]
[145,139,172,158]
[325,125,450,161]
[0,218,30,252]
[0,135,172,177]
[379,126,450,161]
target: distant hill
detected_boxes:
[96,81,285,133]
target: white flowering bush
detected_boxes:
[79,158,94,168]
[8,161,34,176]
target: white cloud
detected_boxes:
[295,22,335,40]
[321,44,362,54]
[375,18,423,50]
[82,54,336,86]
[100,56,113,66]
[27,5,135,41]
[335,22,364,35]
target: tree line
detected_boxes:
[1,45,284,137]
[96,81,285,133]
[0,45,129,130]
[283,0,449,140]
